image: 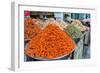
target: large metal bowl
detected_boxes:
[24,40,76,61]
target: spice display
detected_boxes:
[25,23,76,59]
[24,18,41,40]
[44,18,64,30]
[64,24,82,39]
[35,19,45,28]
[56,20,68,29]
[71,19,86,31]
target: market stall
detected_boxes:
[24,11,90,61]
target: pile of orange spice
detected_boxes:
[24,18,41,40]
[25,23,76,59]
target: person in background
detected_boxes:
[65,14,72,24]
[81,16,90,46]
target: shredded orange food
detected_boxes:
[25,23,76,59]
[24,18,41,40]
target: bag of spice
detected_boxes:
[64,24,82,39]
[71,19,87,31]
